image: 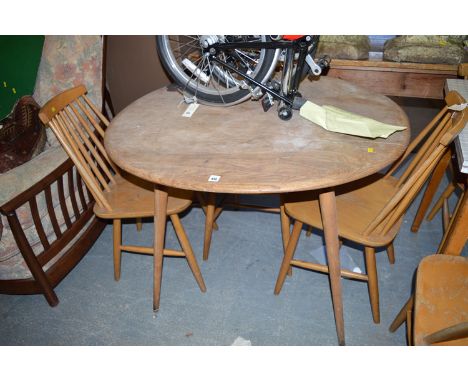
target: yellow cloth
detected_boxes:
[299,101,407,139]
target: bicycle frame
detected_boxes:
[208,35,321,114]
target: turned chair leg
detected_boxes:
[427,182,457,221]
[364,246,380,324]
[386,242,395,264]
[389,294,414,345]
[170,214,206,292]
[411,149,451,232]
[113,219,122,281]
[274,220,303,295]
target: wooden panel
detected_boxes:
[330,59,458,74]
[327,68,457,99]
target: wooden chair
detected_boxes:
[412,254,468,345]
[38,85,206,311]
[275,91,467,324]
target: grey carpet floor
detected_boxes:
[1,175,466,345]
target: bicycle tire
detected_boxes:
[156,35,278,106]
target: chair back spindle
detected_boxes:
[39,85,117,212]
[364,92,467,236]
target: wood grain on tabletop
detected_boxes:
[105,77,410,194]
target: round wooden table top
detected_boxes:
[105,77,410,194]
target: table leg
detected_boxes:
[203,192,216,261]
[153,185,168,312]
[319,190,345,346]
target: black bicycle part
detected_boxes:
[210,55,294,106]
[278,106,292,121]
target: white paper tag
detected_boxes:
[182,103,200,117]
[208,175,221,182]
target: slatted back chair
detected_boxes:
[39,85,206,311]
[276,91,467,324]
[38,85,118,211]
[364,91,467,238]
[385,91,462,183]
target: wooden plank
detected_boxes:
[327,68,457,99]
[330,59,458,74]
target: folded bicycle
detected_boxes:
[156,35,329,120]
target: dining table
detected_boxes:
[104,76,410,345]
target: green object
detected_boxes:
[0,35,44,120]
[300,101,407,139]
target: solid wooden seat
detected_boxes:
[284,175,400,247]
[414,254,468,346]
[39,85,206,311]
[276,91,467,324]
[93,174,192,219]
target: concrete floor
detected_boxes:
[0,182,465,345]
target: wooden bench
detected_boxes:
[326,59,460,99]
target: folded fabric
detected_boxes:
[299,101,407,139]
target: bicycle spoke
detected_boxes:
[235,49,259,64]
[182,54,206,98]
[207,59,226,104]
[159,35,273,104]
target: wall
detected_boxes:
[105,35,171,114]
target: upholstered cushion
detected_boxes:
[33,36,103,147]
[0,146,90,280]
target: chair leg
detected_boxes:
[386,242,395,264]
[203,192,216,261]
[364,247,380,324]
[438,188,465,253]
[406,302,413,346]
[280,202,293,277]
[170,214,206,292]
[389,294,414,333]
[443,198,450,230]
[113,219,122,281]
[427,182,456,221]
[411,149,451,232]
[274,220,303,295]
[136,218,143,232]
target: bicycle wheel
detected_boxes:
[156,35,279,106]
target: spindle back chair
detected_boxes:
[39,85,206,311]
[276,91,467,324]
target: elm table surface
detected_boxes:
[105,76,410,345]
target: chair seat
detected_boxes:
[284,174,402,247]
[94,174,193,219]
[414,255,468,346]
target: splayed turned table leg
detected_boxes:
[203,192,216,261]
[153,185,168,312]
[319,190,345,345]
